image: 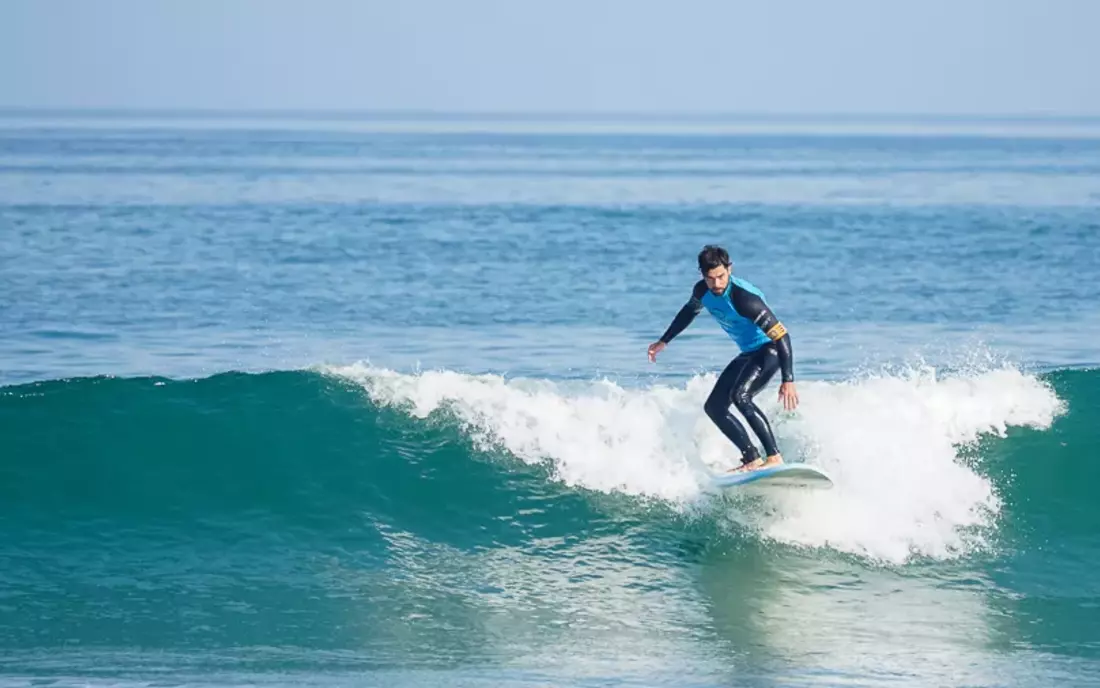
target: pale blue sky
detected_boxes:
[1,0,1097,114]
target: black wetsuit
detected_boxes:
[659,277,794,465]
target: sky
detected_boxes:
[1,0,1098,115]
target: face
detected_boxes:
[703,264,730,295]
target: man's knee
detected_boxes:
[703,394,727,420]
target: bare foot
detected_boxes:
[758,454,784,470]
[728,458,763,473]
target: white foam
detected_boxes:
[324,362,1064,564]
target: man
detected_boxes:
[648,245,799,473]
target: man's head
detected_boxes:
[698,245,731,295]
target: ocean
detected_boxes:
[1,112,1099,686]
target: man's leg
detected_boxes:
[730,345,782,469]
[703,353,762,466]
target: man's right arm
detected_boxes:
[659,281,707,343]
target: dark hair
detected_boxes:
[697,245,730,273]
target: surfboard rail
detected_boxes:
[711,463,834,489]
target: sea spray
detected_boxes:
[329,362,1064,562]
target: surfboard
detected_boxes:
[711,463,833,489]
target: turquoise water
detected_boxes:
[1,113,1099,686]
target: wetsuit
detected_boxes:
[659,276,794,465]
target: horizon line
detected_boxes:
[2,106,1100,123]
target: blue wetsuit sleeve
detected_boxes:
[730,286,795,382]
[659,281,707,344]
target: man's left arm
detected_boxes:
[731,291,793,382]
[731,289,799,410]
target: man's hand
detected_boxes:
[647,340,667,362]
[778,382,799,411]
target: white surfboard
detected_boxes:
[711,463,833,490]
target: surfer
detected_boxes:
[648,245,799,473]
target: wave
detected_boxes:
[0,363,1076,564]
